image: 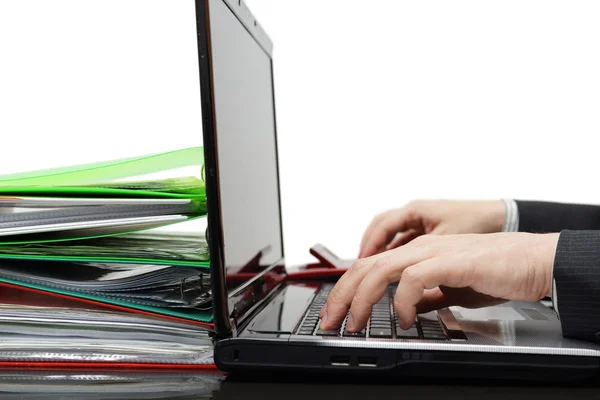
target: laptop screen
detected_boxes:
[206,0,283,282]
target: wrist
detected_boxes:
[534,233,560,298]
[477,200,506,233]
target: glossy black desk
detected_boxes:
[1,369,599,399]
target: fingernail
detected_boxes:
[398,316,406,329]
[399,318,411,330]
[346,313,354,331]
[320,312,328,328]
[319,304,327,318]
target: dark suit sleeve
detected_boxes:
[552,230,600,342]
[515,200,600,232]
[514,201,600,341]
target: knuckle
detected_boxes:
[401,268,422,287]
[372,257,399,282]
[405,199,429,215]
[349,258,370,273]
[328,287,346,306]
[406,199,424,209]
[412,234,433,245]
[372,256,391,271]
[373,210,390,223]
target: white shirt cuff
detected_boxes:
[551,266,559,317]
[501,199,519,232]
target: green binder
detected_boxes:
[0,147,213,324]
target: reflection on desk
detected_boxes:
[1,369,599,400]
[218,373,600,400]
[0,370,223,399]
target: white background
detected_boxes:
[1,1,600,266]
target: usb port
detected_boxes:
[330,356,350,367]
[357,357,377,367]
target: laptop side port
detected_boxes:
[357,357,377,367]
[330,356,350,367]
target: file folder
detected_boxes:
[0,285,215,370]
[0,147,214,327]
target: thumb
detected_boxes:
[415,288,453,313]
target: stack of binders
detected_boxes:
[0,147,216,369]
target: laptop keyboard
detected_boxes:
[297,284,448,340]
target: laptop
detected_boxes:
[195,0,600,380]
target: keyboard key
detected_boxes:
[371,315,391,322]
[371,322,391,327]
[371,320,392,328]
[420,325,444,331]
[372,309,389,314]
[374,307,389,311]
[343,329,366,337]
[418,318,447,339]
[396,327,419,338]
[421,326,443,332]
[299,328,315,335]
[370,318,390,323]
[370,328,392,338]
[373,317,389,322]
[316,329,339,336]
[422,333,447,340]
[372,313,389,317]
[394,316,417,324]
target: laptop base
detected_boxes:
[215,340,600,382]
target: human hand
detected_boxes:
[359,200,506,258]
[321,232,559,332]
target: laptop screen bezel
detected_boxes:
[195,0,286,337]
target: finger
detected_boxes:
[394,256,469,329]
[344,257,393,332]
[386,229,422,250]
[437,286,507,309]
[360,210,423,258]
[359,211,397,257]
[415,288,452,313]
[321,247,414,330]
[345,243,437,332]
[319,256,377,319]
[359,213,387,256]
[319,255,382,329]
